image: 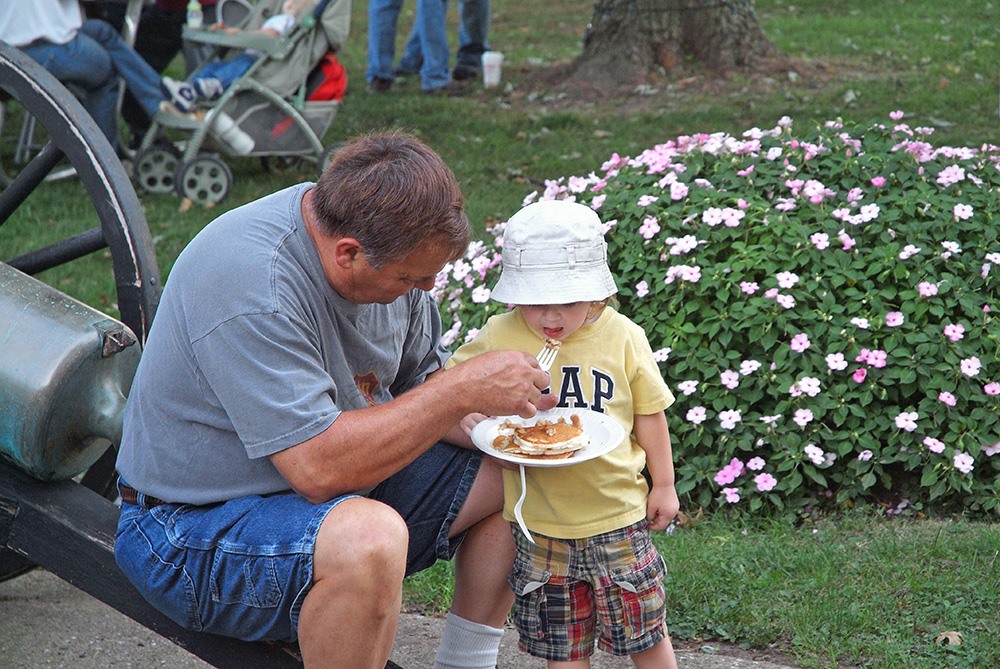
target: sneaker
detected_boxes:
[193,77,224,101]
[452,66,479,81]
[368,77,393,93]
[162,77,197,113]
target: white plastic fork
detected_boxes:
[535,339,559,373]
[513,464,534,544]
[512,341,561,545]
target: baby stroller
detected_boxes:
[133,0,350,206]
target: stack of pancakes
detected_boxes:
[493,414,588,460]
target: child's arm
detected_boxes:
[633,411,679,531]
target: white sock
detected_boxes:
[432,612,505,669]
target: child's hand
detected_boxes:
[460,412,489,436]
[646,484,679,531]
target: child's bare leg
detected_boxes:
[631,633,678,669]
[548,660,591,669]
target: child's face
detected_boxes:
[519,302,594,341]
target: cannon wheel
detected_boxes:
[0,43,162,580]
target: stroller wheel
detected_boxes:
[134,145,180,194]
[175,154,233,206]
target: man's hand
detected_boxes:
[450,350,558,418]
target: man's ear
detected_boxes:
[333,238,362,269]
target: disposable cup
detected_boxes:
[481,51,504,88]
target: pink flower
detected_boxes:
[961,357,982,377]
[677,380,699,396]
[810,232,830,250]
[686,406,707,425]
[826,352,848,371]
[719,410,742,430]
[714,468,737,485]
[722,487,741,503]
[953,203,974,221]
[985,383,1000,396]
[793,408,814,427]
[804,444,825,465]
[747,457,766,471]
[953,451,974,475]
[890,110,904,120]
[639,216,661,240]
[852,368,867,383]
[790,333,811,352]
[871,176,886,187]
[775,271,799,288]
[895,411,919,432]
[635,280,649,298]
[938,391,957,407]
[885,311,904,327]
[740,281,759,294]
[857,450,873,461]
[868,350,888,368]
[720,369,740,389]
[754,473,777,492]
[923,437,945,454]
[917,281,938,297]
[943,323,965,342]
[637,194,659,207]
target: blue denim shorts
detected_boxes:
[114,442,481,642]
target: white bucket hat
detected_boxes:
[491,200,618,305]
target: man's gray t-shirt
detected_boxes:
[115,184,449,504]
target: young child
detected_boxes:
[163,0,312,107]
[447,199,680,668]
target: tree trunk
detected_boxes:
[568,0,778,92]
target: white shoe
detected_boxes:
[162,77,197,113]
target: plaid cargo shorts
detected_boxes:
[507,519,667,660]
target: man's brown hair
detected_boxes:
[311,131,470,267]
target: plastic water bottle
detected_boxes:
[186,1,203,29]
[206,109,254,155]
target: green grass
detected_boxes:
[406,512,1000,668]
[3,1,1000,666]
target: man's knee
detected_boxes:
[314,498,409,586]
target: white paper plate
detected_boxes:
[471,408,627,468]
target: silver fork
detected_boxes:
[535,339,559,372]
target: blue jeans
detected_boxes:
[367,0,451,90]
[398,0,490,74]
[193,52,258,90]
[114,442,481,642]
[20,19,167,149]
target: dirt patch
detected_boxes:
[675,638,805,668]
[487,54,865,117]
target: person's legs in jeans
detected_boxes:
[396,23,424,75]
[122,4,217,145]
[400,0,489,82]
[367,0,405,86]
[415,0,451,91]
[454,0,489,77]
[79,20,166,118]
[21,30,122,148]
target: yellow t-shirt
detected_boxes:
[446,307,674,539]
